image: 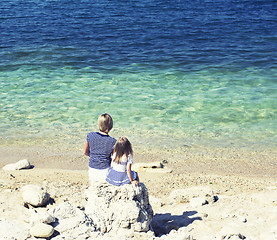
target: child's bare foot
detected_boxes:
[132,180,139,186]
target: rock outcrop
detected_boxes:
[85,182,154,236]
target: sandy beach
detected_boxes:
[0,138,276,239]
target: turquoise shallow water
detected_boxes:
[1,64,276,149]
[0,0,277,150]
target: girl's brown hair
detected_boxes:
[113,137,133,164]
[98,113,113,133]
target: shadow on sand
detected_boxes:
[151,211,202,236]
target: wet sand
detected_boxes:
[0,134,276,178]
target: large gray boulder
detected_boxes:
[85,182,153,235]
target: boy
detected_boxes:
[84,113,116,184]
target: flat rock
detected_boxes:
[3,159,31,171]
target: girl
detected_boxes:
[106,137,139,186]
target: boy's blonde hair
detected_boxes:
[98,113,113,133]
[113,137,133,164]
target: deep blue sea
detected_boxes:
[0,0,276,149]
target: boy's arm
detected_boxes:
[110,152,115,167]
[84,141,90,156]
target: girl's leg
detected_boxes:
[135,172,140,182]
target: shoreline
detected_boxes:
[0,137,276,178]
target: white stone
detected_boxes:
[30,223,54,238]
[15,159,31,169]
[3,159,31,171]
[189,197,207,208]
[21,184,50,207]
[29,211,55,225]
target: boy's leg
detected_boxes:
[89,167,109,185]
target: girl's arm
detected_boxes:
[127,163,139,186]
[84,141,90,156]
